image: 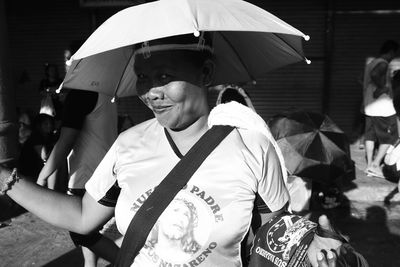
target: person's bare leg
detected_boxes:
[366,143,391,178]
[372,143,391,167]
[46,172,57,190]
[365,140,375,170]
[82,246,98,267]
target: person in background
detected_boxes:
[383,70,400,189]
[36,88,120,267]
[17,109,33,146]
[363,40,399,178]
[18,113,57,184]
[39,63,64,120]
[39,63,63,94]
[216,85,256,111]
[0,109,33,228]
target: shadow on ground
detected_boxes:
[0,196,111,267]
[306,197,400,267]
[42,248,83,267]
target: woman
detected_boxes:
[18,113,57,183]
[1,33,342,266]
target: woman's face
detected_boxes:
[134,51,210,130]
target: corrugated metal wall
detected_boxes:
[233,0,326,123]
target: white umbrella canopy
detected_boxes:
[62,0,309,97]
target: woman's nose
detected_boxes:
[147,86,164,100]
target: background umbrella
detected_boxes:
[268,110,355,185]
[62,0,310,98]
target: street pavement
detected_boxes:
[1,144,400,266]
[324,144,400,267]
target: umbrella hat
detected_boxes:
[62,0,309,97]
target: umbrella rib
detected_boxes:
[219,32,255,82]
[273,33,304,59]
[112,48,135,98]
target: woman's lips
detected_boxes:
[152,105,172,114]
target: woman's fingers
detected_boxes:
[326,250,337,267]
[317,251,328,267]
[317,250,337,267]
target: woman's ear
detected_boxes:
[202,59,215,86]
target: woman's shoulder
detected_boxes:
[209,102,273,146]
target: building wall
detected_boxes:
[6,1,93,112]
[234,0,326,124]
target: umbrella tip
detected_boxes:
[56,83,63,94]
[305,58,312,65]
[193,30,200,37]
[304,35,310,41]
[111,96,116,103]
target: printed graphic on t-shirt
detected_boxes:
[131,184,224,265]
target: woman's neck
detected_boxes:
[165,115,209,155]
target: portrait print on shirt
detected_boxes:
[136,189,220,265]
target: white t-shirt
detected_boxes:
[86,118,289,267]
[363,57,396,117]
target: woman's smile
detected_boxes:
[151,104,173,114]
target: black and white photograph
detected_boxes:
[0,0,399,266]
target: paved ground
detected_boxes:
[0,144,400,266]
[327,145,400,267]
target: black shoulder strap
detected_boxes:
[115,125,234,267]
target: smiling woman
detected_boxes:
[0,31,349,267]
[1,0,351,262]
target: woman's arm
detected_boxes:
[2,167,113,234]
